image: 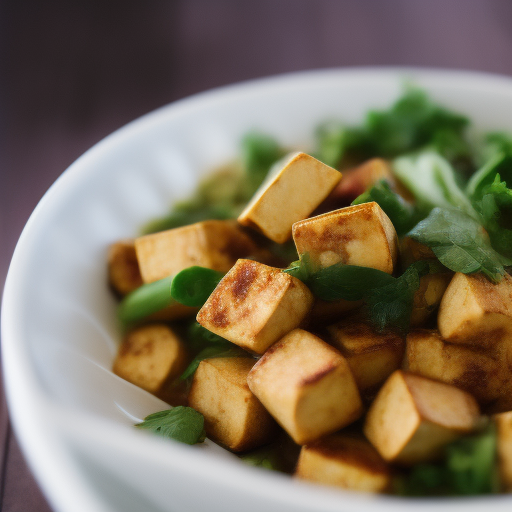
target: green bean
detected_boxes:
[170,267,224,307]
[118,276,174,325]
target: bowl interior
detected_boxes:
[4,68,512,512]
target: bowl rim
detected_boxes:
[4,66,512,512]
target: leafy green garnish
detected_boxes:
[466,152,512,203]
[135,406,206,445]
[284,257,439,332]
[314,89,471,167]
[118,276,175,326]
[170,267,224,307]
[185,322,231,352]
[180,344,250,381]
[408,207,512,282]
[242,132,286,195]
[393,151,476,218]
[396,424,499,496]
[352,180,421,236]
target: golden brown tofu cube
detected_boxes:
[292,202,398,273]
[410,273,452,327]
[327,320,404,394]
[107,240,143,296]
[295,434,392,493]
[197,259,314,355]
[135,220,258,283]
[438,272,512,348]
[188,357,277,452]
[113,324,187,394]
[364,370,480,465]
[247,329,363,445]
[405,329,510,409]
[399,237,436,269]
[238,152,341,243]
[330,158,395,203]
[495,411,512,492]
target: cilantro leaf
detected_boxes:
[352,180,423,236]
[475,174,512,258]
[466,152,512,203]
[408,207,512,282]
[180,344,250,381]
[135,406,206,445]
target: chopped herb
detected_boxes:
[135,406,206,445]
[185,322,232,352]
[408,207,512,282]
[352,180,422,236]
[466,152,512,203]
[170,267,225,307]
[284,257,439,331]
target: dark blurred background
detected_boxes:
[2,1,512,510]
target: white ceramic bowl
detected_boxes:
[4,68,512,512]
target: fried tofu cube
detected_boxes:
[197,259,314,355]
[292,202,398,273]
[135,220,258,283]
[247,329,363,445]
[405,329,510,409]
[410,273,452,327]
[108,240,143,296]
[188,357,277,452]
[113,324,187,394]
[295,434,392,493]
[329,158,395,203]
[327,320,405,394]
[438,272,512,348]
[364,370,480,464]
[399,237,436,269]
[495,411,512,492]
[238,152,341,243]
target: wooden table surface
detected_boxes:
[3,1,512,510]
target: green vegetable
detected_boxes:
[284,256,439,331]
[408,207,512,282]
[396,424,499,496]
[466,152,512,203]
[352,180,421,236]
[313,121,347,168]
[170,267,224,307]
[185,322,231,352]
[180,344,250,381]
[393,151,476,218]
[135,406,206,445]
[118,276,174,326]
[475,174,512,258]
[242,132,285,194]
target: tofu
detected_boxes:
[113,324,187,394]
[438,272,512,348]
[410,273,451,327]
[197,259,314,355]
[399,237,436,269]
[495,411,512,492]
[292,202,398,273]
[107,240,143,295]
[329,158,395,203]
[134,220,258,283]
[405,329,511,409]
[247,329,363,445]
[188,357,277,452]
[238,152,342,243]
[327,320,405,395]
[364,370,480,465]
[295,434,392,493]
